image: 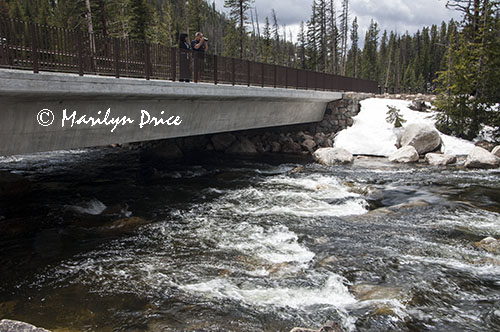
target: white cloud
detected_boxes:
[211,0,462,43]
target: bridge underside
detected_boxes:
[0,70,341,156]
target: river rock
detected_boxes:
[492,146,500,158]
[474,237,500,253]
[425,153,457,166]
[400,123,441,154]
[104,217,149,231]
[350,284,408,302]
[475,140,496,152]
[211,133,237,151]
[313,148,354,165]
[388,146,419,163]
[270,141,281,152]
[0,320,52,332]
[290,321,343,332]
[226,137,258,154]
[464,147,500,169]
[301,138,317,153]
[282,141,303,154]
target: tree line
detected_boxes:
[0,0,498,139]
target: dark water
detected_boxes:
[0,148,500,332]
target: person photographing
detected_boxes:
[191,32,208,82]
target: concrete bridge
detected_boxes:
[0,69,342,156]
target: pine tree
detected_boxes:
[129,0,150,41]
[360,19,379,80]
[0,0,10,20]
[327,0,339,74]
[271,9,280,65]
[345,16,359,77]
[224,0,253,59]
[298,21,307,69]
[261,16,272,63]
[339,0,349,75]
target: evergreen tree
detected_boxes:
[224,0,253,59]
[360,19,379,80]
[129,0,150,41]
[298,21,307,69]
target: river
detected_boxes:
[0,147,499,332]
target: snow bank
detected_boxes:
[334,98,476,157]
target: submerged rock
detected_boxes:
[0,320,52,332]
[313,148,354,166]
[400,123,441,154]
[464,147,500,169]
[388,146,419,163]
[474,237,500,253]
[350,284,408,303]
[104,217,149,231]
[290,321,343,332]
[425,153,457,166]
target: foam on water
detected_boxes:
[67,199,107,215]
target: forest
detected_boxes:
[0,0,499,139]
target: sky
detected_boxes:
[211,0,462,43]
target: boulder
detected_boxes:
[281,141,302,154]
[492,146,500,158]
[350,284,408,302]
[0,320,52,332]
[474,237,500,253]
[409,100,428,112]
[211,133,236,151]
[475,140,495,152]
[301,139,317,153]
[226,138,258,154]
[400,123,441,154]
[425,153,457,166]
[464,147,500,169]
[270,142,281,152]
[388,146,419,163]
[313,148,354,165]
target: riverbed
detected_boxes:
[1,148,499,332]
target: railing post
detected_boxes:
[232,58,235,85]
[29,23,39,73]
[171,47,176,81]
[114,38,120,78]
[144,42,150,80]
[193,51,199,83]
[261,62,264,87]
[273,65,277,88]
[296,69,299,90]
[78,32,85,76]
[247,60,250,87]
[213,55,218,85]
[285,67,288,88]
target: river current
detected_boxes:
[0,148,499,332]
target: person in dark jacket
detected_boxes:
[179,33,191,82]
[191,32,208,82]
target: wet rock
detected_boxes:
[313,148,354,165]
[290,321,343,332]
[0,171,33,198]
[226,137,258,154]
[319,256,339,266]
[0,320,52,332]
[400,123,441,154]
[104,217,149,231]
[425,153,457,166]
[389,200,430,211]
[474,237,500,253]
[351,284,408,302]
[211,133,236,151]
[290,166,305,174]
[388,146,419,163]
[475,140,496,152]
[492,146,500,158]
[464,147,500,169]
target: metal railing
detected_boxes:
[0,18,379,93]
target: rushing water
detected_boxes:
[0,148,500,332]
